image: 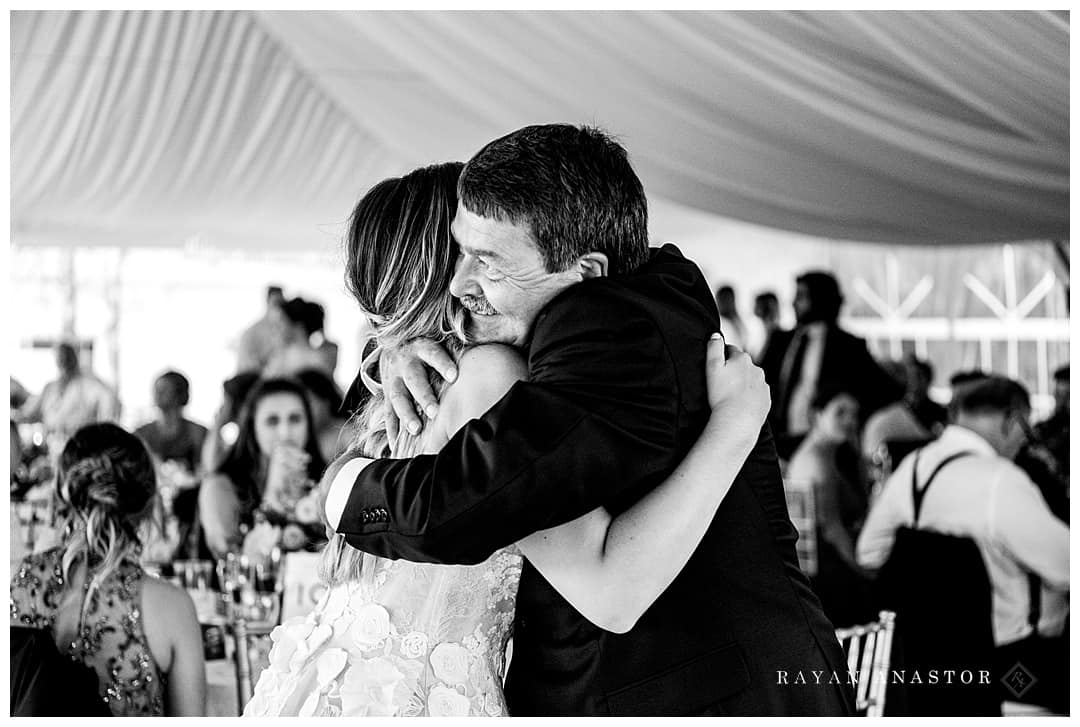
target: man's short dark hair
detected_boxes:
[267,285,284,300]
[1053,365,1069,383]
[458,124,649,276]
[796,271,844,322]
[755,291,778,306]
[954,375,1030,417]
[157,370,190,407]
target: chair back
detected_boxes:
[835,610,896,717]
[873,528,1000,716]
[783,478,818,577]
[231,618,274,714]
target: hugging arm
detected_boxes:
[326,290,688,564]
[517,338,769,633]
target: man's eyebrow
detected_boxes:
[460,243,504,262]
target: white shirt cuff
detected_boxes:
[325,456,373,531]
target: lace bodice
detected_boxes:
[245,547,522,716]
[9,548,166,717]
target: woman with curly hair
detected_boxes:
[9,422,206,716]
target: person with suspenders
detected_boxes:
[856,376,1069,713]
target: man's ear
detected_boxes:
[577,252,609,279]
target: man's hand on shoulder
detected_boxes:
[379,338,458,441]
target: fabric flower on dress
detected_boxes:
[267,617,314,671]
[429,642,470,685]
[316,648,348,690]
[339,656,403,717]
[427,685,471,716]
[350,603,391,648]
[399,631,429,660]
[298,692,323,718]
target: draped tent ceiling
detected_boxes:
[11,10,1069,251]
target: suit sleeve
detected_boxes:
[335,287,686,564]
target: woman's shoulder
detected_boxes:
[450,345,527,397]
[456,343,526,373]
[141,575,197,624]
[439,345,528,433]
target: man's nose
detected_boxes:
[449,256,478,299]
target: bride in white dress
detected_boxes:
[244,162,769,717]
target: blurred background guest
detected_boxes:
[762,271,903,442]
[751,290,785,363]
[15,342,121,448]
[1034,365,1069,482]
[135,370,208,560]
[786,387,873,627]
[1016,364,1069,523]
[198,378,326,558]
[236,285,288,374]
[857,376,1069,713]
[10,420,28,568]
[862,355,947,461]
[10,376,31,410]
[263,297,335,378]
[10,423,206,716]
[294,367,351,461]
[200,371,261,475]
[302,300,339,379]
[714,284,747,350]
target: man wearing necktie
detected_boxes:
[762,271,903,444]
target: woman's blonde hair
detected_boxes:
[55,423,158,622]
[320,162,468,585]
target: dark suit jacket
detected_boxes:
[336,245,854,716]
[762,324,903,438]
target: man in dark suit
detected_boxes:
[762,271,903,443]
[322,124,854,716]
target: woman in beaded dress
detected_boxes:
[10,422,206,716]
[244,162,771,717]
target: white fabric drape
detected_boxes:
[12,10,1068,248]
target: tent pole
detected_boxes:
[62,248,76,340]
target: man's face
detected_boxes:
[56,346,78,376]
[153,378,180,411]
[1002,407,1034,459]
[793,282,813,325]
[449,203,582,347]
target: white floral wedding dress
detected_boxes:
[244,547,522,717]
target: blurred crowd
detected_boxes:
[718,270,1069,715]
[8,271,1070,716]
[9,284,351,716]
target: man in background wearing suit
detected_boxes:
[322,124,854,716]
[762,271,903,446]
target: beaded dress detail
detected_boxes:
[10,548,166,716]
